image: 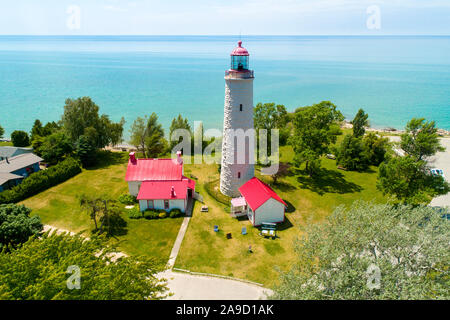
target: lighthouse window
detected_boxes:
[238,172,241,179]
[240,104,243,111]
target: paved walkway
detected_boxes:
[160,270,272,300]
[167,198,193,267]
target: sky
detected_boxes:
[0,0,449,35]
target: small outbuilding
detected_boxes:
[0,153,43,192]
[231,177,287,227]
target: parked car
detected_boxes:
[430,168,445,179]
[326,153,336,160]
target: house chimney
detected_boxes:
[171,186,176,198]
[176,151,183,164]
[129,152,137,164]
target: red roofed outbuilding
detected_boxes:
[126,152,195,213]
[234,177,286,226]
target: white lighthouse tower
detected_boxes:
[220,40,255,197]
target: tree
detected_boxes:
[169,114,192,151]
[271,162,291,184]
[75,135,97,167]
[80,194,102,231]
[377,156,448,205]
[11,130,30,147]
[40,132,73,165]
[292,101,344,176]
[130,117,148,157]
[145,113,167,158]
[30,119,44,142]
[0,233,168,300]
[335,134,369,171]
[400,118,445,161]
[62,97,124,148]
[272,201,449,300]
[362,132,390,166]
[254,103,290,153]
[0,204,43,250]
[0,124,5,139]
[351,108,369,137]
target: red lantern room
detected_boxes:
[226,40,254,79]
[230,40,249,70]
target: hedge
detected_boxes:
[118,194,137,205]
[0,157,82,204]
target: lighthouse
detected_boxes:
[220,40,255,197]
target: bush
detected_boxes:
[158,212,167,219]
[0,157,82,204]
[169,208,183,218]
[118,194,137,205]
[144,210,160,220]
[11,130,30,147]
[127,207,142,219]
[335,134,369,171]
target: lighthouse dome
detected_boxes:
[230,40,249,56]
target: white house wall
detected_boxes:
[253,197,285,226]
[139,198,187,212]
[128,181,142,197]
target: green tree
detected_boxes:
[30,119,44,142]
[40,132,73,165]
[335,134,369,171]
[0,204,43,250]
[351,108,369,137]
[0,233,168,300]
[362,132,390,166]
[400,118,445,161]
[145,113,167,158]
[10,130,30,147]
[292,101,344,176]
[62,97,124,148]
[130,116,148,157]
[377,156,448,205]
[272,201,449,300]
[254,103,290,153]
[75,135,97,167]
[0,124,4,139]
[169,114,192,151]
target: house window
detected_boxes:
[238,172,241,179]
[239,104,243,111]
[147,200,154,209]
[164,200,170,210]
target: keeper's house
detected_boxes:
[231,177,287,226]
[125,152,195,213]
[0,153,43,192]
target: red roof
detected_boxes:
[125,158,182,182]
[137,178,195,200]
[231,40,249,56]
[238,177,287,211]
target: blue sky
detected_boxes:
[1,0,449,35]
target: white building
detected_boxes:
[231,177,287,227]
[220,40,255,198]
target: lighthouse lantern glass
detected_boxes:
[231,55,249,71]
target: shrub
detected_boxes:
[11,130,30,147]
[127,207,142,219]
[118,194,137,205]
[144,210,159,220]
[169,208,183,218]
[0,157,82,204]
[158,212,167,219]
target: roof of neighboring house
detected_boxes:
[137,178,195,200]
[239,177,287,211]
[0,147,33,159]
[0,172,24,186]
[125,158,183,181]
[0,153,43,174]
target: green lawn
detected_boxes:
[20,151,183,261]
[0,141,13,146]
[175,145,388,287]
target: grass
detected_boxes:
[175,144,388,287]
[20,151,183,261]
[0,141,13,146]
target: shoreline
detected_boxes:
[341,120,450,137]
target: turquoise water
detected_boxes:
[0,36,449,139]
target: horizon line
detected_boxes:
[1,34,449,37]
